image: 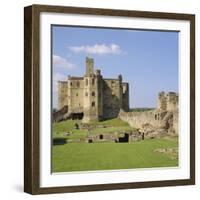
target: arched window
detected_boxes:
[70,82,72,86]
[86,79,88,86]
[77,81,80,87]
[85,92,88,97]
[92,101,95,107]
[92,78,95,85]
[92,91,95,96]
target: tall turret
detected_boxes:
[82,57,100,123]
[157,91,167,110]
[85,57,94,75]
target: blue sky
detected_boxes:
[52,26,178,109]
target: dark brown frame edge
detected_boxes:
[24,4,195,195]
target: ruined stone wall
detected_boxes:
[67,78,84,112]
[102,79,122,119]
[118,109,162,128]
[172,110,178,134]
[118,109,178,135]
[58,81,68,109]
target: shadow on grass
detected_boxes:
[53,138,67,145]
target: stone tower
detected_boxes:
[82,57,103,123]
[157,91,167,110]
[166,92,178,111]
[85,57,94,74]
[157,91,178,111]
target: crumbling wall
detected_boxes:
[172,110,178,134]
[58,81,68,109]
[53,105,68,122]
[118,109,162,128]
[68,78,84,111]
[118,109,178,136]
[102,79,122,119]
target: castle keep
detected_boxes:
[58,57,129,123]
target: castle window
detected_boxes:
[92,101,95,107]
[86,79,88,86]
[92,78,95,85]
[92,91,95,96]
[76,93,78,97]
[70,82,72,86]
[85,92,88,97]
[77,81,80,87]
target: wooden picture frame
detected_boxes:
[24,4,195,194]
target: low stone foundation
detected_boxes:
[86,131,143,143]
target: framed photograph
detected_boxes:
[24,4,195,194]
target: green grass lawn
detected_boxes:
[52,138,178,172]
[52,118,178,172]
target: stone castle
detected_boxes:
[57,57,129,123]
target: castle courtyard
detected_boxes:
[52,118,178,172]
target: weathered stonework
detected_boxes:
[86,131,142,143]
[57,57,129,123]
[157,91,178,111]
[118,92,178,138]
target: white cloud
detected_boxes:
[53,72,66,82]
[53,55,76,69]
[69,43,123,55]
[53,72,66,93]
